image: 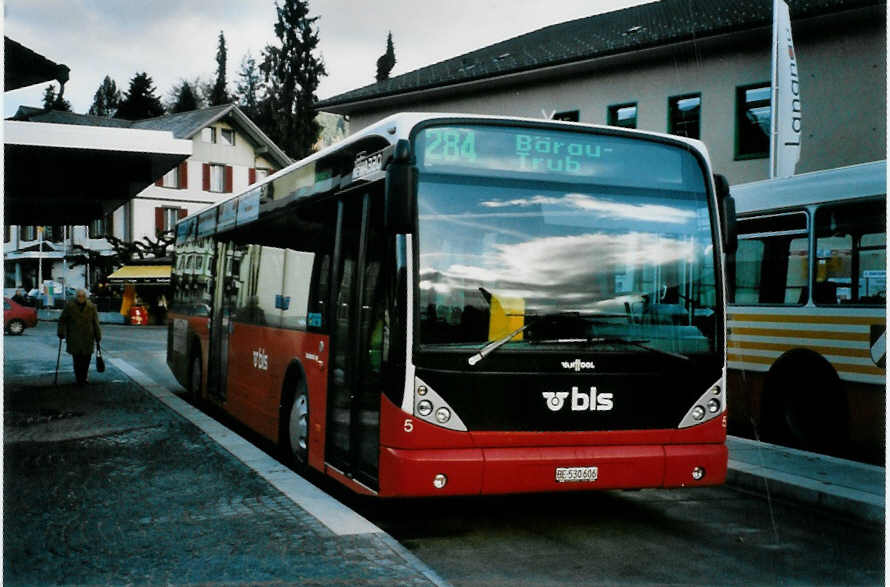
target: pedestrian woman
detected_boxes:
[57,289,102,385]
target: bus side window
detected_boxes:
[815,200,886,305]
[733,213,809,305]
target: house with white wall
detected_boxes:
[4,104,291,295]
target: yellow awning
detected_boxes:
[107,265,171,284]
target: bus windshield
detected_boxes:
[414,124,718,356]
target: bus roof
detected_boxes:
[174,112,713,243]
[731,160,887,215]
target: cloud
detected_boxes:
[420,230,697,309]
[479,193,697,224]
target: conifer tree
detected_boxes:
[42,83,72,111]
[171,81,200,113]
[115,72,165,120]
[259,0,327,159]
[376,31,396,82]
[236,52,264,121]
[209,31,230,105]
[88,75,121,117]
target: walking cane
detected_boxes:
[54,336,63,386]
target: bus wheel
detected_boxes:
[286,381,310,467]
[188,353,202,402]
[761,351,846,453]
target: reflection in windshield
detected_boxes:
[417,178,718,355]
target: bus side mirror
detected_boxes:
[385,139,417,234]
[714,174,737,255]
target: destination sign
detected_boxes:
[414,124,702,190]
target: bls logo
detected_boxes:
[543,386,613,412]
[252,348,269,371]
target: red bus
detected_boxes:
[167,113,735,497]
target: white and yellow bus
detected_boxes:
[727,160,886,464]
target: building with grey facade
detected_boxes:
[317,0,885,185]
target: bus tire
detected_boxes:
[282,368,310,468]
[760,350,847,453]
[188,352,202,402]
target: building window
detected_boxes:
[4,226,9,243]
[668,93,701,139]
[44,225,64,243]
[201,127,217,143]
[156,207,186,234]
[220,128,235,146]
[161,165,180,188]
[88,218,106,239]
[608,103,637,128]
[21,226,36,241]
[552,110,579,122]
[256,168,269,182]
[736,83,771,159]
[210,164,225,192]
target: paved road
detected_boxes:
[8,323,883,585]
[3,323,440,585]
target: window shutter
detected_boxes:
[179,161,188,189]
[224,165,233,193]
[178,208,188,219]
[155,207,164,234]
[202,164,210,191]
[248,167,256,185]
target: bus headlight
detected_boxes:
[678,374,726,429]
[417,400,433,416]
[412,377,468,432]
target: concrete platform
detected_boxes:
[727,435,885,525]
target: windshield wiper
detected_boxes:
[586,337,690,361]
[467,312,633,366]
[468,321,532,366]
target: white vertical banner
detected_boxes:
[770,0,802,178]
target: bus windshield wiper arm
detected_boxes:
[468,321,532,366]
[588,337,690,361]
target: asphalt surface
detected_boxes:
[3,324,445,586]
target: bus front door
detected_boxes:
[327,191,384,490]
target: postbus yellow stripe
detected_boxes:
[728,327,870,341]
[727,353,885,376]
[728,340,869,358]
[728,313,885,326]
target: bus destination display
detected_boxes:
[420,126,610,175]
[416,124,694,188]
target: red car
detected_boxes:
[5,297,38,335]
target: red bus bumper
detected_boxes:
[378,442,727,497]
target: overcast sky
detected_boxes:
[3,0,654,118]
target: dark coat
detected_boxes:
[58,300,101,356]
